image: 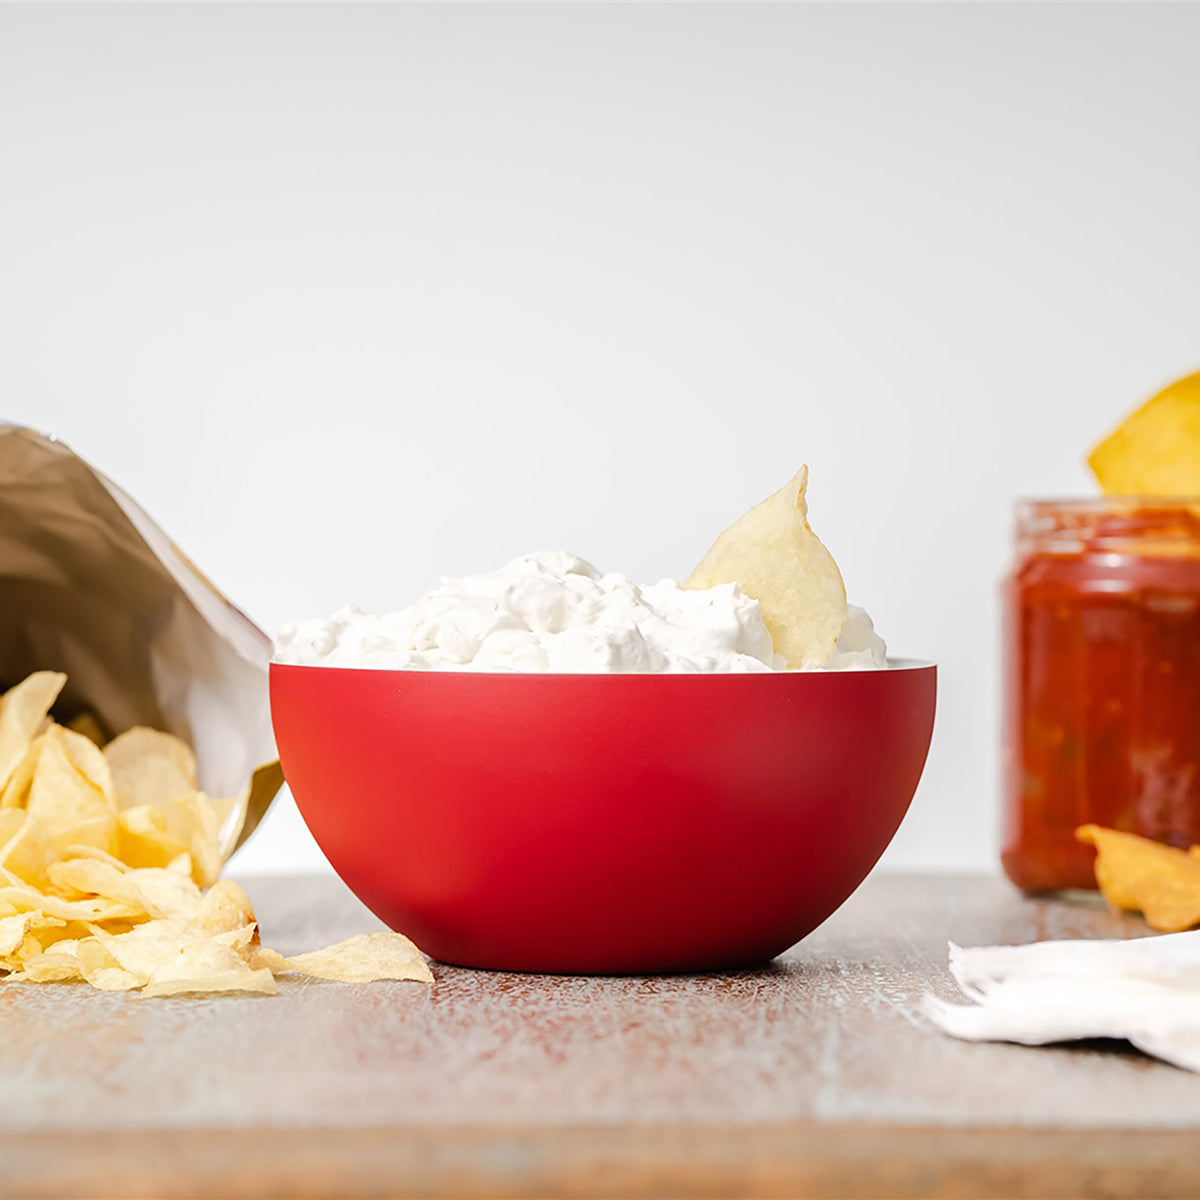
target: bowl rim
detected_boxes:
[269,656,936,677]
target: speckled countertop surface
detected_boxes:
[3,873,1198,1198]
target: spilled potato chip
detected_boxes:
[270,930,434,984]
[685,465,847,668]
[0,673,433,996]
[1089,369,1200,495]
[1077,824,1200,932]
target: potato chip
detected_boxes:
[684,466,847,668]
[1077,824,1200,932]
[74,939,143,992]
[0,672,65,793]
[0,669,433,998]
[54,725,116,802]
[116,803,186,868]
[0,911,51,958]
[1,812,116,893]
[104,727,197,810]
[252,946,288,973]
[273,931,435,984]
[30,916,94,950]
[188,878,258,940]
[47,858,202,921]
[0,881,140,924]
[84,915,273,997]
[0,807,24,849]
[27,726,116,831]
[142,963,276,998]
[66,712,106,746]
[92,923,233,978]
[117,793,223,887]
[0,726,119,889]
[19,935,91,983]
[1089,369,1200,495]
[0,737,42,809]
[19,948,82,982]
[173,794,223,888]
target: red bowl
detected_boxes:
[270,662,936,973]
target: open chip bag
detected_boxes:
[0,424,282,851]
[0,425,432,994]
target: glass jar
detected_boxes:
[1002,498,1200,891]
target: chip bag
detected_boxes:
[0,424,282,863]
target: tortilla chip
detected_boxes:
[1078,824,1200,931]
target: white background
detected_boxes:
[2,4,1199,876]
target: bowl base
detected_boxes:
[425,950,788,977]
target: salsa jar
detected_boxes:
[1002,498,1200,891]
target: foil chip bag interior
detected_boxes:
[0,424,282,860]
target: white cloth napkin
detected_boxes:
[923,932,1200,1072]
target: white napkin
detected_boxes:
[922,932,1200,1072]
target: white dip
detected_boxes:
[274,551,887,674]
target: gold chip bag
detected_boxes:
[0,429,432,994]
[0,424,283,859]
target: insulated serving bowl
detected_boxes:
[269,663,936,974]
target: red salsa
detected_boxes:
[1002,499,1200,891]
